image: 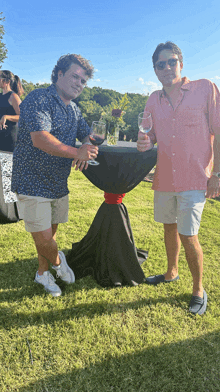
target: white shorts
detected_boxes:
[154,190,206,236]
[16,194,69,233]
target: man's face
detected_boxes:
[154,49,183,87]
[56,63,89,102]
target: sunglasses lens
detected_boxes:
[156,62,165,70]
[168,59,178,66]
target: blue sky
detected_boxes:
[1,0,220,94]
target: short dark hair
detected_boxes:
[51,54,94,83]
[152,41,183,69]
[0,70,24,97]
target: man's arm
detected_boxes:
[206,134,220,198]
[206,81,220,198]
[31,131,98,171]
[0,93,21,130]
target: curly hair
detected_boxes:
[152,41,183,69]
[51,54,94,83]
[0,70,24,97]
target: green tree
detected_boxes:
[78,100,103,126]
[76,86,92,102]
[0,12,7,67]
[123,93,149,141]
[21,80,51,99]
[21,79,36,98]
[35,82,50,89]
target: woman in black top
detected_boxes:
[0,70,24,152]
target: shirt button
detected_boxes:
[173,135,175,138]
[173,118,175,121]
[173,169,176,172]
[172,153,175,156]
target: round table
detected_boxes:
[66,142,157,287]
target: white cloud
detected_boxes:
[137,77,161,93]
[145,81,160,92]
[215,76,220,79]
[95,78,101,82]
[94,69,99,73]
[138,77,145,85]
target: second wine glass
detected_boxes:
[87,121,106,166]
[138,112,152,134]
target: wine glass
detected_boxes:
[87,121,106,166]
[138,112,152,134]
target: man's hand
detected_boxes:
[71,143,98,171]
[137,131,153,152]
[206,175,220,198]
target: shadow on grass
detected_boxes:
[14,330,220,392]
[0,254,195,332]
[0,288,192,330]
[0,248,103,302]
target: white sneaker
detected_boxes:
[52,251,75,284]
[34,271,62,297]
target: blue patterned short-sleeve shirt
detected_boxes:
[11,84,90,198]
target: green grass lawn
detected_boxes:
[0,170,220,392]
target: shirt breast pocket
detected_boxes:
[178,107,204,127]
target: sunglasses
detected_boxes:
[155,58,179,70]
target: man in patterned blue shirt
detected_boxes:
[12,54,98,297]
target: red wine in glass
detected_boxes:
[89,135,105,146]
[88,121,106,166]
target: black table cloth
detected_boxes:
[66,142,157,287]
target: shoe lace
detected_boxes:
[47,272,56,285]
[55,263,68,279]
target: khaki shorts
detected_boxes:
[154,190,206,236]
[16,194,69,233]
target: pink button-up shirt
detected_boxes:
[145,77,220,192]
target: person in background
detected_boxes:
[11,54,98,297]
[0,70,24,152]
[137,41,220,315]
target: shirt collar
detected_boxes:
[49,83,61,100]
[48,84,75,109]
[159,76,191,99]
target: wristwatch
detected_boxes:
[212,172,220,178]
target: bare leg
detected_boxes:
[164,223,181,280]
[31,224,60,275]
[52,223,58,239]
[179,234,203,298]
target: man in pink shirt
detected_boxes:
[137,41,220,315]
